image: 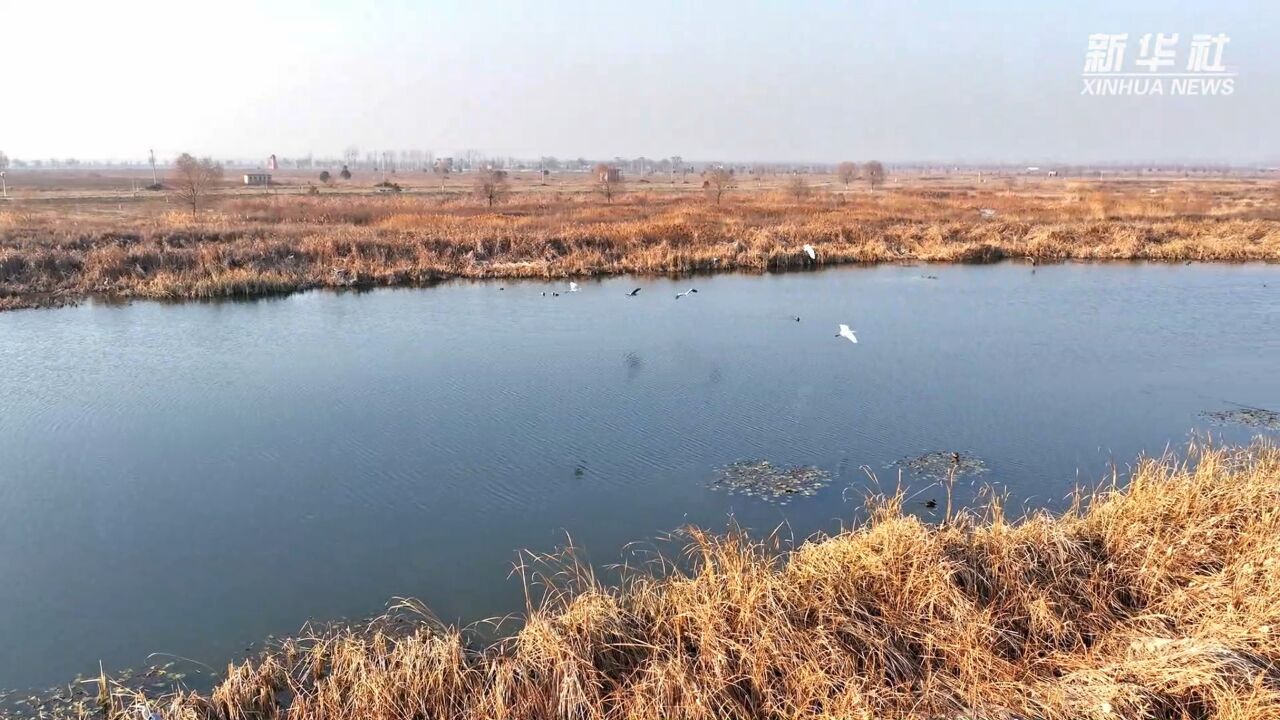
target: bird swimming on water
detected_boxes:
[676,288,698,299]
[569,281,580,293]
[836,324,858,344]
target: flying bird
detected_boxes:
[676,288,698,299]
[627,287,641,296]
[803,244,816,260]
[569,281,580,292]
[836,324,858,344]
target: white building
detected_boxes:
[243,173,272,186]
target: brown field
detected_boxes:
[1,170,1278,310]
[75,441,1280,720]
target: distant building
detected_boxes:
[599,167,622,183]
[267,154,278,171]
[243,172,272,186]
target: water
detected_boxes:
[0,263,1277,691]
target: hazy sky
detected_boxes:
[1,0,1274,164]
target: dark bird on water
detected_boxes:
[795,316,801,322]
[627,288,642,296]
[952,452,961,465]
[924,499,938,509]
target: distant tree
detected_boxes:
[169,153,223,217]
[836,161,858,187]
[473,169,509,208]
[787,175,811,201]
[339,165,352,180]
[703,168,732,204]
[433,160,451,191]
[865,161,885,190]
[593,163,622,203]
[319,170,332,185]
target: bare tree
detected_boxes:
[836,161,858,187]
[865,161,885,190]
[319,170,332,185]
[593,163,622,203]
[169,153,223,217]
[433,159,451,191]
[703,168,732,204]
[787,175,811,202]
[473,169,509,208]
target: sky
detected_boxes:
[0,0,1275,164]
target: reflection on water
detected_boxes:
[0,262,1277,690]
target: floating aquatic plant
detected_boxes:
[890,451,989,481]
[712,459,831,503]
[1201,406,1280,431]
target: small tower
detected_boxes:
[267,154,278,171]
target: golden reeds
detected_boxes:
[1,181,1277,310]
[120,441,1280,720]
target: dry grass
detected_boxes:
[91,441,1280,720]
[1,179,1278,310]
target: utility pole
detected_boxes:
[148,149,158,185]
[1,172,7,198]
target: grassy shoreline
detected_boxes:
[2,184,1278,310]
[66,441,1278,720]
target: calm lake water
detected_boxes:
[1,263,1278,691]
